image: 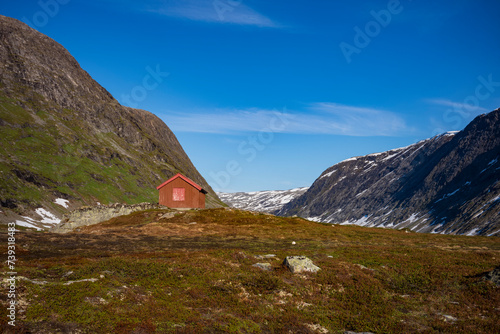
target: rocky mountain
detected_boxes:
[0,15,222,229]
[277,109,500,236]
[217,187,309,213]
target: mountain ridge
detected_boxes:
[217,187,309,213]
[276,109,500,236]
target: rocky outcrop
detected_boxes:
[277,109,500,236]
[51,203,164,233]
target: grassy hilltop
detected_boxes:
[1,208,499,333]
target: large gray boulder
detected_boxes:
[282,256,320,273]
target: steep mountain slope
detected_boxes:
[0,15,222,227]
[217,187,309,213]
[277,109,500,236]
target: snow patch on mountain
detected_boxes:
[340,157,359,163]
[465,228,480,236]
[35,208,61,225]
[54,198,70,208]
[320,170,337,179]
[435,189,461,203]
[12,207,62,231]
[15,220,43,231]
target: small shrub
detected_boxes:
[242,272,282,294]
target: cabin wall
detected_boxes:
[198,192,206,209]
[158,177,204,208]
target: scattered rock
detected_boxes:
[62,271,74,278]
[253,263,272,271]
[344,332,374,334]
[254,254,276,259]
[484,265,500,286]
[335,285,345,293]
[160,212,176,219]
[305,323,329,333]
[277,290,293,298]
[84,296,108,305]
[16,276,99,286]
[275,290,293,305]
[354,264,374,271]
[441,314,458,323]
[63,278,99,285]
[282,256,320,273]
[17,277,49,285]
[296,301,313,309]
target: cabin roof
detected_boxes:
[156,173,205,192]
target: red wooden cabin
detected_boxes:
[156,173,207,209]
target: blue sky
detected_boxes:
[2,0,500,192]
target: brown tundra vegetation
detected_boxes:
[1,208,499,333]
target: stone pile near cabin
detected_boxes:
[51,203,164,233]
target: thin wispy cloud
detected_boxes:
[425,98,491,133]
[165,108,291,134]
[426,98,489,115]
[164,103,409,136]
[309,103,408,136]
[151,0,279,28]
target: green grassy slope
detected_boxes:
[0,95,153,205]
[0,91,223,219]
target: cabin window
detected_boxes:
[173,188,185,201]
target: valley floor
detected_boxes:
[1,208,499,333]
